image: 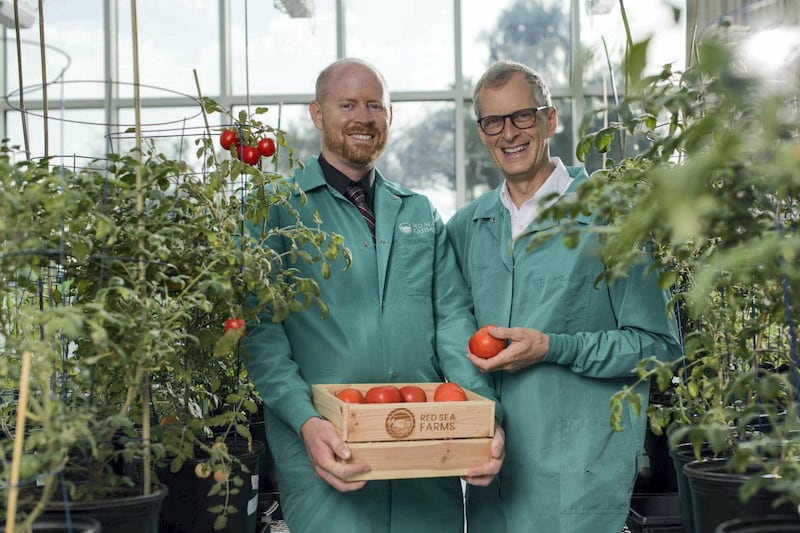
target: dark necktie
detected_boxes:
[346,181,376,241]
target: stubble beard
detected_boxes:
[323,128,387,167]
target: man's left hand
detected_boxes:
[463,423,505,486]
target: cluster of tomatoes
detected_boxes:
[335,382,468,404]
[219,128,275,166]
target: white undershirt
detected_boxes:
[500,157,574,239]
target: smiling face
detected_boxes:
[476,72,557,188]
[309,60,392,179]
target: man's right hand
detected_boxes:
[300,416,371,492]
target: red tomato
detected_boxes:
[241,145,261,165]
[257,137,276,157]
[160,415,179,426]
[223,317,246,339]
[365,385,402,404]
[399,385,427,403]
[219,129,237,150]
[335,388,365,404]
[468,325,505,359]
[433,382,467,402]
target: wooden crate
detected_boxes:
[311,382,495,481]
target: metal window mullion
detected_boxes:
[337,0,345,59]
[105,0,119,153]
[219,0,232,122]
[570,0,583,166]
[454,0,466,209]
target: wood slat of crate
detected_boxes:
[311,383,496,480]
[311,383,495,442]
[345,437,494,481]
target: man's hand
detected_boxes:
[467,326,548,373]
[300,416,371,492]
[463,424,505,486]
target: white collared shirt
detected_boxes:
[500,157,574,239]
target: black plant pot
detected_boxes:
[635,425,678,493]
[626,492,683,533]
[670,442,721,533]
[683,458,795,533]
[155,438,265,533]
[45,484,167,533]
[715,514,800,532]
[249,419,279,492]
[0,515,102,532]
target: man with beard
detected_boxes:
[243,58,505,533]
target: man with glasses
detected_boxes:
[446,60,681,532]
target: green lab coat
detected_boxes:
[446,167,682,533]
[243,156,498,533]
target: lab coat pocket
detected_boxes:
[521,273,592,333]
[394,231,435,296]
[558,418,637,514]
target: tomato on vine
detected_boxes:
[240,145,260,166]
[219,129,237,150]
[257,137,276,157]
[223,317,246,339]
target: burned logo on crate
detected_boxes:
[385,408,416,438]
[419,412,456,431]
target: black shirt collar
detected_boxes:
[318,154,375,208]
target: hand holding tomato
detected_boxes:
[469,325,506,359]
[433,382,467,402]
[467,326,550,373]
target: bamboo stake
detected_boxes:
[12,0,31,161]
[38,0,48,157]
[5,351,34,532]
[128,0,151,496]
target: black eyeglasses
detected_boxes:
[477,106,550,135]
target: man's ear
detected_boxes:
[309,100,323,130]
[546,107,558,138]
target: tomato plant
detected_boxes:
[335,388,365,404]
[468,325,505,359]
[365,385,402,404]
[399,385,427,403]
[223,317,246,339]
[257,137,276,157]
[433,382,467,402]
[219,129,237,150]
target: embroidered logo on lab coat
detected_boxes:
[398,222,435,235]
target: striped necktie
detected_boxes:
[346,181,376,241]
